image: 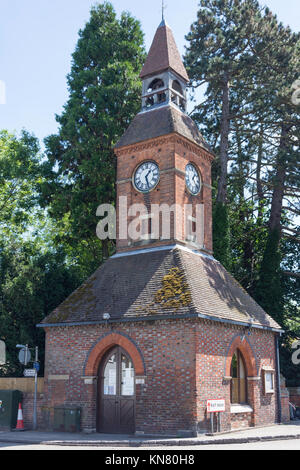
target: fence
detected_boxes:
[0,377,44,429]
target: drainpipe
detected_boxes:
[275,333,282,423]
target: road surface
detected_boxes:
[0,439,299,450]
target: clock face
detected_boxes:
[133,161,160,193]
[185,163,201,195]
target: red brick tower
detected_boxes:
[115,19,214,254]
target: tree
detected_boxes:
[0,3,146,375]
[249,10,300,327]
[0,129,84,375]
[0,239,82,376]
[185,1,300,384]
[40,2,146,274]
[0,130,41,237]
[184,0,263,267]
[185,0,262,203]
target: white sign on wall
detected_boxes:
[207,399,226,413]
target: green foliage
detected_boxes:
[40,2,146,273]
[279,237,300,387]
[0,3,146,376]
[185,0,266,265]
[279,304,300,387]
[185,0,300,385]
[0,239,82,376]
[185,0,261,83]
[253,228,283,324]
[0,4,146,375]
[0,129,84,375]
[213,202,231,271]
[229,198,269,293]
[0,130,42,236]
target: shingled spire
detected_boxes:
[116,21,210,151]
[140,21,189,82]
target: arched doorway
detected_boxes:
[97,346,135,434]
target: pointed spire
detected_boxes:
[140,22,189,82]
[158,18,169,28]
[162,0,166,22]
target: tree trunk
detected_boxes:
[102,239,110,260]
[256,124,265,220]
[234,119,245,203]
[269,123,292,234]
[217,73,230,204]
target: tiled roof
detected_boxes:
[140,22,189,81]
[41,246,282,331]
[115,105,211,152]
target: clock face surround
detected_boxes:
[133,161,160,193]
[185,163,201,195]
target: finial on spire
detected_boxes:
[162,0,166,21]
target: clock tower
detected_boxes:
[114,19,214,255]
[40,18,282,437]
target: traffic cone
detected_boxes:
[15,402,25,431]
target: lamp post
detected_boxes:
[33,346,39,430]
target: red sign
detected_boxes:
[207,399,226,413]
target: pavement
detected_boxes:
[0,421,300,447]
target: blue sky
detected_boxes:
[0,0,299,146]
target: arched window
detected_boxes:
[179,97,186,112]
[157,91,166,103]
[145,78,166,108]
[231,350,247,404]
[103,347,135,397]
[147,78,164,92]
[172,80,183,95]
[145,96,155,108]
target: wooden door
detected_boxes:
[98,346,135,434]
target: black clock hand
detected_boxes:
[145,170,151,188]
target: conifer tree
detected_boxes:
[185,0,261,203]
[249,10,300,325]
[184,0,263,269]
[40,2,145,272]
[185,1,300,300]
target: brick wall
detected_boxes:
[195,321,278,432]
[230,412,252,430]
[277,375,290,423]
[43,320,197,434]
[288,387,300,407]
[115,134,213,254]
[42,317,278,435]
[23,392,45,429]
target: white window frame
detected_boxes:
[263,368,275,394]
